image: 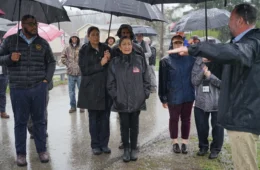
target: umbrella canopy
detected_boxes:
[135,0,214,4]
[172,8,230,32]
[0,0,70,24]
[199,36,221,43]
[132,25,157,36]
[63,0,166,22]
[3,22,64,42]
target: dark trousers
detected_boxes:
[194,107,224,153]
[0,74,8,113]
[168,102,193,139]
[28,91,49,134]
[10,82,48,155]
[88,109,110,149]
[119,111,140,149]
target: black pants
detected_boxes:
[119,111,140,149]
[194,107,224,153]
[88,109,110,149]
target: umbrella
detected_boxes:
[199,36,221,43]
[0,0,70,24]
[172,8,230,32]
[63,0,166,36]
[132,25,157,36]
[135,0,215,4]
[3,23,64,42]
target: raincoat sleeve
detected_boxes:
[142,56,151,99]
[191,61,205,86]
[60,47,69,66]
[144,41,152,59]
[107,59,117,100]
[44,44,56,83]
[78,46,104,76]
[188,42,254,67]
[208,74,221,88]
[0,38,14,66]
[158,59,168,104]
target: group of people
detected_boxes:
[0,3,259,170]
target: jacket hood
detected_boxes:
[69,36,80,47]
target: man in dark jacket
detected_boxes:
[0,65,9,118]
[168,3,259,170]
[0,15,56,166]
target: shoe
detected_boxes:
[38,152,49,163]
[46,132,48,138]
[30,135,34,139]
[197,148,208,156]
[101,147,111,154]
[80,109,85,113]
[92,148,102,155]
[172,144,181,153]
[16,155,27,167]
[130,149,138,161]
[69,108,76,113]
[123,148,130,162]
[181,144,188,154]
[1,112,9,119]
[118,142,124,149]
[208,152,219,159]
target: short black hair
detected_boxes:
[119,36,132,46]
[21,15,36,23]
[234,3,257,25]
[87,26,99,37]
[116,24,134,40]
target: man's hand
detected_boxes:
[101,57,109,66]
[202,58,211,63]
[104,50,111,60]
[11,52,21,62]
[167,46,189,56]
[162,103,168,109]
[43,80,48,83]
[204,70,211,78]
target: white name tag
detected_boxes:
[203,86,210,93]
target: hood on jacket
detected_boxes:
[69,34,80,47]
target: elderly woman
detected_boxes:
[159,34,195,154]
[107,36,150,162]
[78,26,112,155]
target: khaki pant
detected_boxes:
[227,130,259,170]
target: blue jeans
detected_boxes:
[0,74,8,113]
[10,82,48,155]
[68,75,81,108]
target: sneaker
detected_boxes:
[172,143,181,153]
[16,155,27,167]
[38,152,49,163]
[197,148,208,156]
[1,112,10,119]
[92,148,102,155]
[69,108,76,113]
[101,147,111,154]
[80,109,85,113]
[181,144,188,154]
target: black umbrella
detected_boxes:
[172,8,230,32]
[132,25,157,36]
[63,0,166,36]
[0,0,70,49]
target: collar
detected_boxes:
[233,28,253,43]
[19,30,37,45]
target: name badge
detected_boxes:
[203,86,210,93]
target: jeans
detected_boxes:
[68,75,81,108]
[0,74,8,113]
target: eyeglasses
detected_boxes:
[23,22,38,27]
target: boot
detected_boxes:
[1,112,9,119]
[123,148,130,162]
[69,108,76,113]
[130,149,138,161]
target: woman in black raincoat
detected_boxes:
[107,36,150,162]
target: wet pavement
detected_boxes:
[0,84,173,170]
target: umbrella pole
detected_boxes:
[16,0,22,51]
[205,0,208,41]
[108,14,112,37]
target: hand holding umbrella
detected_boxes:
[11,52,21,62]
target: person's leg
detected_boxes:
[209,111,224,159]
[227,130,259,170]
[99,109,111,153]
[168,104,182,153]
[76,76,84,113]
[129,111,140,161]
[68,75,76,112]
[0,74,9,118]
[194,107,210,155]
[10,88,30,166]
[30,83,48,158]
[180,102,193,154]
[119,112,131,162]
